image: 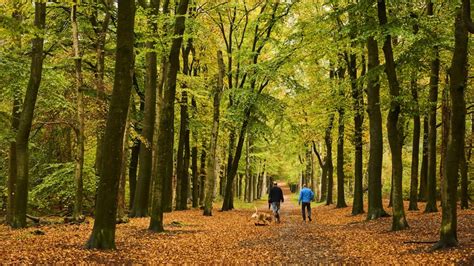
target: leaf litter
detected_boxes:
[0,199,472,264]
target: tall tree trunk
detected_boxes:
[351,53,364,215]
[149,0,190,230]
[7,6,23,225]
[93,0,112,178]
[377,0,408,230]
[325,114,335,206]
[128,137,140,210]
[425,0,440,213]
[245,137,251,203]
[131,0,158,218]
[459,143,468,209]
[366,35,387,220]
[86,0,135,249]
[434,5,469,249]
[460,111,472,209]
[181,121,190,209]
[203,51,225,216]
[176,90,190,210]
[336,105,347,208]
[440,76,450,209]
[71,0,85,220]
[128,91,143,210]
[419,117,428,201]
[11,2,46,229]
[319,158,327,202]
[117,114,131,221]
[199,148,206,206]
[409,78,420,211]
[191,96,199,208]
[191,140,199,208]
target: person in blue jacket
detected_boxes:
[298,184,315,222]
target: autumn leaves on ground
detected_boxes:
[0,184,472,264]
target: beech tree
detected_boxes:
[10,2,46,228]
[86,0,136,249]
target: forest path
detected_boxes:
[0,183,472,264]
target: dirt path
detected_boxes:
[0,183,472,263]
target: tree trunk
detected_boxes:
[7,6,23,225]
[203,51,225,216]
[176,90,190,210]
[377,0,408,231]
[366,36,387,220]
[117,115,131,221]
[351,53,364,215]
[440,76,450,209]
[149,0,189,230]
[336,105,347,208]
[11,2,46,229]
[245,137,251,203]
[199,148,206,206]
[425,1,440,213]
[419,117,428,201]
[93,0,112,178]
[409,78,420,211]
[71,0,85,221]
[191,143,199,208]
[86,0,135,249]
[181,121,190,209]
[434,6,468,249]
[128,137,140,210]
[460,144,468,209]
[325,114,335,206]
[130,0,158,218]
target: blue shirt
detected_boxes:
[299,187,314,203]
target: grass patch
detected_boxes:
[213,197,268,210]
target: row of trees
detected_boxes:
[0,0,295,249]
[292,0,473,249]
[0,0,472,250]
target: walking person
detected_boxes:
[268,182,284,223]
[298,184,315,222]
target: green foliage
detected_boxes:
[29,162,96,215]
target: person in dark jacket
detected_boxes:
[268,182,284,223]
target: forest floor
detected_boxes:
[0,184,473,264]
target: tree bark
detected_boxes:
[7,6,23,225]
[176,90,190,210]
[366,36,387,220]
[425,0,440,213]
[86,0,135,249]
[325,114,335,206]
[149,0,190,230]
[409,78,420,211]
[419,117,428,201]
[191,141,199,208]
[434,5,469,249]
[336,101,347,208]
[350,52,364,215]
[131,0,159,218]
[11,2,46,229]
[377,0,408,230]
[117,114,131,221]
[71,0,85,221]
[203,51,225,216]
[93,0,112,178]
[199,148,206,206]
[128,137,140,210]
[440,76,450,210]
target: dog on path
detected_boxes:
[251,207,273,226]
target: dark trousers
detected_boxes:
[301,202,311,221]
